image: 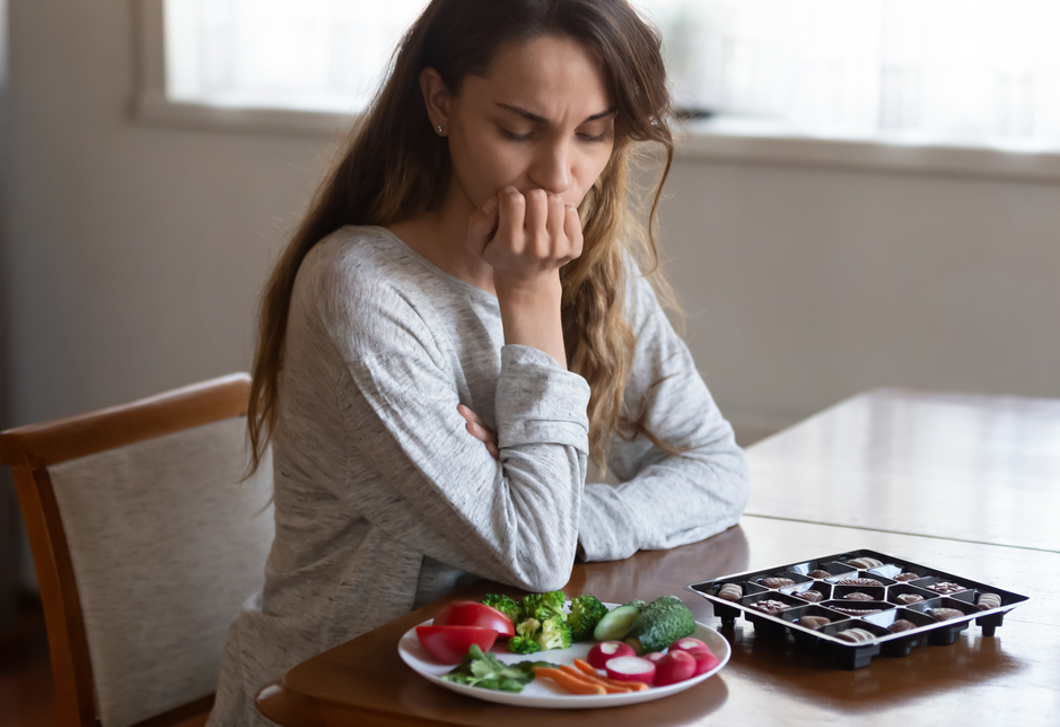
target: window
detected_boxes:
[137,0,1060,180]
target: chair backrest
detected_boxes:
[0,373,274,727]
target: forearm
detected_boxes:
[495,275,567,369]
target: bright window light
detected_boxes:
[163,0,1060,150]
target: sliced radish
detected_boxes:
[669,637,709,654]
[587,641,634,669]
[604,655,657,684]
[653,650,696,686]
[686,646,721,676]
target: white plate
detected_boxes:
[397,603,731,709]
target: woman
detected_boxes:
[209,0,749,724]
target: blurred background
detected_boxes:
[1,0,1059,632]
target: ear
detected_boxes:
[420,67,452,134]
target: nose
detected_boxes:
[528,139,572,195]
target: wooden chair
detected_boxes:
[0,373,274,727]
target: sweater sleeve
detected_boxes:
[320,274,590,593]
[577,270,750,562]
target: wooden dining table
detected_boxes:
[255,389,1060,726]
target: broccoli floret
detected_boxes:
[568,594,609,642]
[507,635,542,654]
[536,616,573,651]
[515,617,540,637]
[481,594,521,623]
[521,591,567,623]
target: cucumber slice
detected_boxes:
[593,604,642,642]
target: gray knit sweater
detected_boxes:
[207,226,748,726]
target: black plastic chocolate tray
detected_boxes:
[686,548,1030,670]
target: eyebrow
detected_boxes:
[496,102,617,125]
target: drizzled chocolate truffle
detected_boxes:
[977,593,1002,610]
[749,599,790,616]
[836,627,876,644]
[718,583,743,601]
[793,590,824,603]
[895,593,924,605]
[843,592,874,601]
[846,557,884,570]
[925,581,965,595]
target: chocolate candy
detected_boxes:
[894,572,920,582]
[930,607,967,622]
[836,627,876,644]
[749,599,790,616]
[843,592,874,601]
[807,570,832,579]
[718,583,743,601]
[797,615,830,630]
[760,577,796,589]
[834,578,883,587]
[793,590,824,603]
[846,557,883,570]
[831,606,885,616]
[888,619,916,634]
[977,593,1002,610]
[895,593,924,605]
[925,581,965,595]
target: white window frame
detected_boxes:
[133,0,1060,183]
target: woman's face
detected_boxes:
[428,35,617,213]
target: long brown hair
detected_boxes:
[248,0,677,471]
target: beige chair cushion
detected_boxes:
[48,416,274,727]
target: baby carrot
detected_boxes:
[572,659,650,692]
[533,666,606,695]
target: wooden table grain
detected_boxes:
[746,389,1060,553]
[255,390,1060,726]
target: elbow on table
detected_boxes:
[506,549,576,594]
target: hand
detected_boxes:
[466,186,583,291]
[458,404,499,460]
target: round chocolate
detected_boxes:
[894,572,920,582]
[749,599,790,616]
[718,583,743,601]
[925,581,965,595]
[930,607,967,622]
[797,615,830,630]
[895,593,924,605]
[834,578,883,587]
[807,570,832,579]
[977,592,1002,610]
[760,577,796,589]
[843,591,874,601]
[793,589,824,603]
[888,619,916,634]
[836,627,876,644]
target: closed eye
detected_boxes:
[502,129,533,142]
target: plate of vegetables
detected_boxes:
[397,592,731,708]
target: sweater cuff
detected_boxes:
[495,345,590,454]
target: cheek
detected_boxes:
[572,146,614,202]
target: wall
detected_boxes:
[2,1,1059,588]
[660,160,1060,436]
